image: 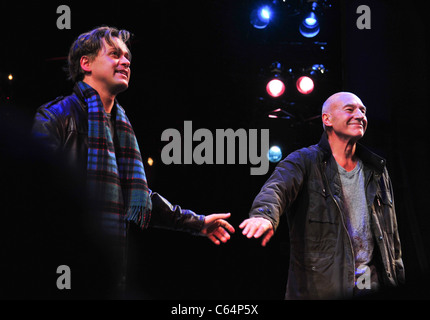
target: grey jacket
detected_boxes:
[249,132,405,299]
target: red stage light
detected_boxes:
[296,76,314,94]
[266,79,285,98]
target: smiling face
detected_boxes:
[80,37,131,96]
[322,92,368,141]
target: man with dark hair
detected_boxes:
[66,27,133,84]
[240,92,405,299]
[32,26,234,298]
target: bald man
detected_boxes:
[240,92,404,299]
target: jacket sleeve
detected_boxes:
[386,169,405,284]
[31,102,64,155]
[248,150,307,231]
[148,191,205,235]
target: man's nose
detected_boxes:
[354,109,366,119]
[120,56,130,68]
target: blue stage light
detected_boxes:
[299,12,320,38]
[305,15,317,26]
[260,7,271,20]
[250,6,272,29]
[268,146,282,163]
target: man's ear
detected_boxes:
[322,113,332,128]
[80,56,92,73]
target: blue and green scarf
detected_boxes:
[79,81,152,234]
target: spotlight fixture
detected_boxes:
[267,145,282,163]
[266,78,285,98]
[311,64,326,75]
[296,76,314,94]
[299,11,320,38]
[267,107,295,120]
[250,5,272,29]
[265,61,285,98]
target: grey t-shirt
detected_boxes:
[337,159,377,293]
[105,112,115,140]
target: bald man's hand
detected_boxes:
[239,217,274,247]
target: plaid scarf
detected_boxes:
[79,81,152,236]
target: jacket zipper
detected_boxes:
[322,160,356,290]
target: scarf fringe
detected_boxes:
[126,205,151,229]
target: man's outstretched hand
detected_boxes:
[201,213,235,245]
[239,217,274,247]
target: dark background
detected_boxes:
[0,0,429,299]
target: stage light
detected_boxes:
[305,14,317,26]
[299,12,320,38]
[311,64,326,74]
[250,6,272,29]
[147,157,154,166]
[296,76,314,94]
[266,79,285,98]
[268,146,282,163]
[8,74,13,81]
[261,7,270,20]
[268,108,294,120]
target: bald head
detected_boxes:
[322,92,364,114]
[322,92,366,132]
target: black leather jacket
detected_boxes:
[32,84,204,233]
[249,132,405,299]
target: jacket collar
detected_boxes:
[73,82,88,110]
[318,132,386,174]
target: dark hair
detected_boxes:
[66,26,132,82]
